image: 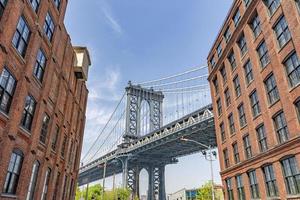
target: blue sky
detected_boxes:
[65,0,232,195]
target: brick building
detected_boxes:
[0,0,90,199]
[208,0,300,199]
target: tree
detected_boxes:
[197,181,223,200]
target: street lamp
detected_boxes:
[181,137,217,200]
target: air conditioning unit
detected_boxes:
[73,46,91,81]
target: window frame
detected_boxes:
[226,178,234,200]
[223,148,230,168]
[20,95,36,131]
[29,0,40,13]
[257,40,270,68]
[243,135,252,159]
[228,113,236,134]
[228,51,237,71]
[273,111,289,144]
[264,0,281,16]
[39,113,50,144]
[237,33,248,56]
[233,9,241,27]
[12,15,31,57]
[233,75,241,97]
[220,122,226,142]
[3,149,24,195]
[233,142,240,164]
[249,13,261,38]
[243,60,254,84]
[0,67,17,114]
[273,15,291,48]
[238,103,247,127]
[224,88,231,107]
[248,170,260,199]
[264,73,280,104]
[283,51,300,88]
[26,160,40,200]
[236,174,246,200]
[256,124,268,152]
[44,12,55,42]
[0,0,8,18]
[280,156,300,195]
[249,90,261,117]
[262,164,279,197]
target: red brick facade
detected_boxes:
[208,0,300,199]
[0,0,89,199]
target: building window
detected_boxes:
[53,172,60,200]
[12,16,31,57]
[44,12,55,41]
[20,95,36,131]
[284,52,300,87]
[257,41,270,68]
[213,77,219,94]
[210,56,216,69]
[244,0,252,7]
[274,16,291,48]
[263,164,279,197]
[264,74,280,104]
[250,13,261,38]
[249,90,261,117]
[3,149,24,194]
[264,0,280,15]
[233,9,241,27]
[238,103,247,127]
[295,99,300,121]
[233,142,240,164]
[224,88,231,107]
[217,98,222,116]
[224,27,231,42]
[29,0,40,12]
[256,124,268,152]
[223,148,230,168]
[233,76,241,97]
[296,0,300,12]
[220,122,226,142]
[39,114,50,144]
[217,42,223,57]
[53,0,61,9]
[281,156,300,195]
[0,0,7,18]
[51,125,59,151]
[243,60,253,84]
[26,161,40,200]
[248,170,260,199]
[228,51,237,71]
[237,34,248,56]
[243,135,252,159]
[220,65,227,83]
[0,68,17,114]
[61,135,67,158]
[41,168,51,200]
[228,113,235,134]
[273,111,289,143]
[33,49,47,82]
[236,175,245,200]
[226,178,234,200]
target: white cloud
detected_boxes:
[97,0,123,35]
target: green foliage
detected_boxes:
[75,185,131,200]
[196,181,223,200]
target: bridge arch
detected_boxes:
[140,100,151,136]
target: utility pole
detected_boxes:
[102,161,107,200]
[85,183,89,200]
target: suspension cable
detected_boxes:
[139,65,207,85]
[80,92,126,162]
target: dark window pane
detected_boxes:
[274,16,291,48]
[12,16,31,57]
[273,111,289,143]
[284,52,300,87]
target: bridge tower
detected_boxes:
[122,82,166,200]
[124,81,164,141]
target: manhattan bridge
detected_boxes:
[78,65,216,200]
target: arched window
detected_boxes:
[26,160,40,200]
[41,168,51,200]
[3,149,24,194]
